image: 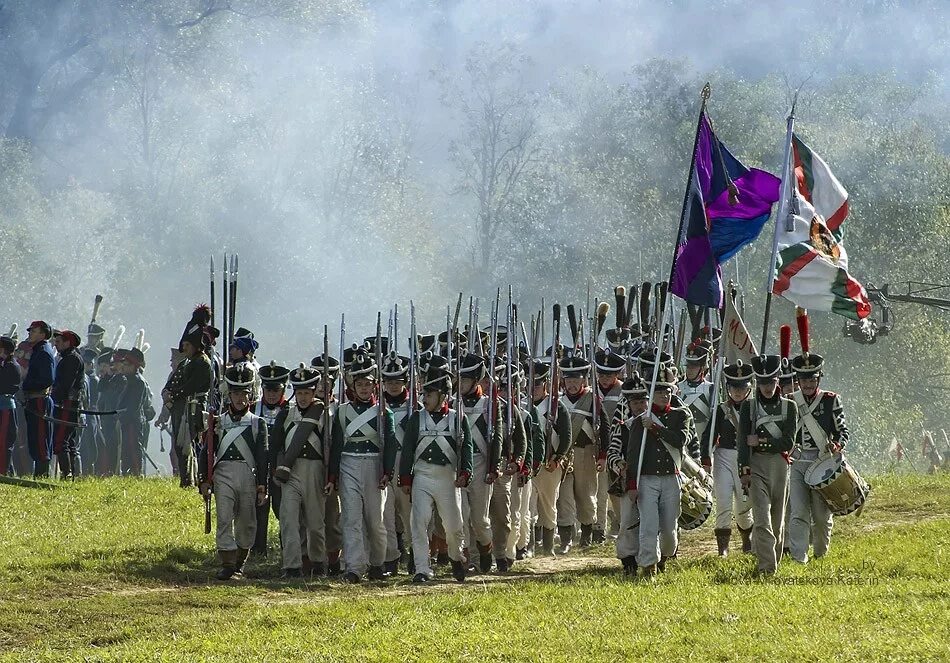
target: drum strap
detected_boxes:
[793,392,829,449]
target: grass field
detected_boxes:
[0,474,947,662]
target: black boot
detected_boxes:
[541,528,557,557]
[367,565,385,581]
[451,560,466,582]
[533,525,543,554]
[327,560,342,577]
[477,544,493,573]
[384,559,399,577]
[407,550,415,575]
[516,547,528,560]
[579,524,592,547]
[342,571,361,584]
[621,555,637,575]
[557,525,574,555]
[57,453,73,480]
[591,527,606,544]
[281,568,302,579]
[216,550,237,581]
[234,548,250,577]
[310,562,326,577]
[738,526,753,554]
[495,557,510,573]
[714,528,731,558]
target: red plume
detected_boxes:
[779,325,792,360]
[795,307,809,355]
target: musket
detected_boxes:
[451,295,464,443]
[203,409,215,535]
[322,325,332,468]
[486,289,500,476]
[467,296,475,353]
[506,287,515,465]
[338,314,346,405]
[90,294,103,327]
[445,306,451,359]
[221,252,229,370]
[393,304,399,354]
[375,312,385,455]
[408,301,418,413]
[209,256,215,327]
[546,303,562,444]
[229,254,238,346]
[388,309,394,349]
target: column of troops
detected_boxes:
[171,286,867,584]
[0,320,156,480]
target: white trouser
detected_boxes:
[279,458,327,569]
[596,467,610,531]
[384,482,412,563]
[339,454,387,576]
[533,464,562,530]
[214,460,257,551]
[411,461,464,577]
[713,447,753,530]
[615,491,640,560]
[466,452,493,548]
[557,446,598,527]
[788,449,833,563]
[490,473,512,556]
[507,478,526,558]
[749,452,790,573]
[637,474,680,567]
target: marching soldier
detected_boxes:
[705,360,755,557]
[163,323,214,487]
[491,358,527,572]
[608,373,648,575]
[79,348,101,476]
[0,336,20,475]
[199,364,269,580]
[594,349,625,543]
[529,358,572,557]
[458,353,503,572]
[22,321,55,477]
[625,350,690,579]
[272,365,329,577]
[556,351,599,552]
[738,354,796,575]
[788,350,849,564]
[311,353,344,575]
[504,362,534,566]
[678,341,715,458]
[327,348,397,583]
[399,356,473,583]
[117,348,152,476]
[224,335,261,406]
[51,330,85,479]
[381,353,415,575]
[254,361,290,555]
[95,351,124,476]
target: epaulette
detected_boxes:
[823,391,837,398]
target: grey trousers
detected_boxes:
[411,461,464,577]
[339,454,387,576]
[557,446,598,527]
[490,473,513,556]
[214,460,257,552]
[749,452,790,573]
[279,458,327,569]
[615,491,640,560]
[466,451,493,548]
[506,478,531,558]
[596,461,610,530]
[637,474,680,567]
[384,482,412,562]
[533,464,562,530]
[713,447,753,530]
[788,449,833,563]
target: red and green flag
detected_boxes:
[772,135,871,320]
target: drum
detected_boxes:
[803,452,870,516]
[678,455,714,530]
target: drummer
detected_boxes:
[738,354,796,576]
[787,351,850,564]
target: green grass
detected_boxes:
[0,474,948,662]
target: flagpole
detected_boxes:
[759,94,798,353]
[635,82,711,489]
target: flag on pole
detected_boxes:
[672,113,782,307]
[721,288,758,364]
[772,135,871,320]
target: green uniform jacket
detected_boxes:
[737,393,796,471]
[328,399,397,482]
[398,408,474,485]
[624,405,691,490]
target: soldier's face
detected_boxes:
[758,378,779,399]
[384,379,405,396]
[27,327,45,344]
[531,382,547,401]
[727,385,750,403]
[460,377,477,395]
[799,376,819,396]
[230,391,250,411]
[598,373,619,390]
[564,376,586,395]
[630,397,648,416]
[780,380,795,396]
[263,386,284,405]
[295,388,315,408]
[423,390,444,412]
[686,365,704,382]
[229,346,245,362]
[652,388,672,409]
[354,378,375,401]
